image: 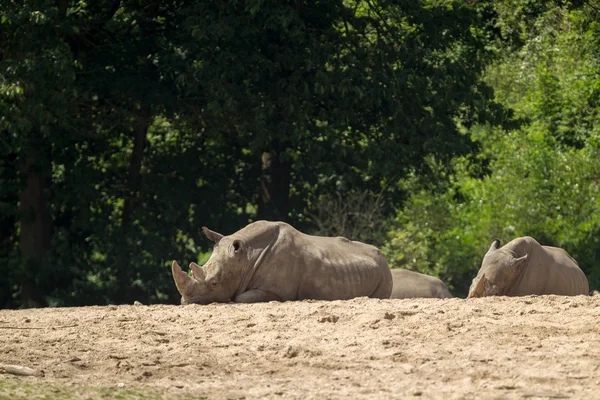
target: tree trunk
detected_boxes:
[257,150,292,221]
[0,152,18,308]
[18,152,52,308]
[122,105,150,226]
[56,0,68,17]
[0,153,17,241]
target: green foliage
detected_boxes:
[383,3,600,295]
[0,376,182,400]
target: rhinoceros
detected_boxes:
[389,269,453,299]
[171,220,393,304]
[468,236,589,298]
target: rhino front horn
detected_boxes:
[171,260,192,295]
[468,273,486,298]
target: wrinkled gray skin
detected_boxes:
[389,269,453,299]
[172,220,393,304]
[468,237,589,298]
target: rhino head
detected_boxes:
[171,226,246,305]
[468,239,528,298]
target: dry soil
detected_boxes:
[1,295,600,399]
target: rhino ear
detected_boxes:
[510,254,528,268]
[172,260,192,296]
[189,262,206,281]
[230,239,244,256]
[487,239,501,253]
[202,226,223,244]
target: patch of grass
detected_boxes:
[0,377,191,400]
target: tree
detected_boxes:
[384,2,600,295]
[175,0,507,227]
[0,0,511,307]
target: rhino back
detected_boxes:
[508,239,589,296]
[248,225,392,301]
[389,269,453,299]
[433,281,453,298]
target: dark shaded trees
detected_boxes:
[1,0,508,307]
[176,0,506,225]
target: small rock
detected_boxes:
[141,361,157,366]
[318,315,339,323]
[413,391,422,396]
[133,301,143,306]
[284,346,299,358]
[116,383,125,388]
[494,384,518,390]
[522,392,569,399]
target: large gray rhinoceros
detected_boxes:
[389,269,453,299]
[468,236,589,298]
[171,220,393,304]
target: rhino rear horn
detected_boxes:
[202,226,224,244]
[172,260,193,295]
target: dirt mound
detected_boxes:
[1,295,600,399]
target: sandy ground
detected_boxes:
[1,295,600,399]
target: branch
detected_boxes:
[0,364,44,377]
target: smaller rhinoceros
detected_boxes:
[171,220,392,304]
[389,269,453,299]
[468,236,589,298]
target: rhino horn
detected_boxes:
[468,273,486,298]
[202,226,223,244]
[189,262,206,281]
[172,260,193,296]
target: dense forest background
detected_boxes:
[1,0,599,308]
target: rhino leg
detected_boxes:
[234,289,282,303]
